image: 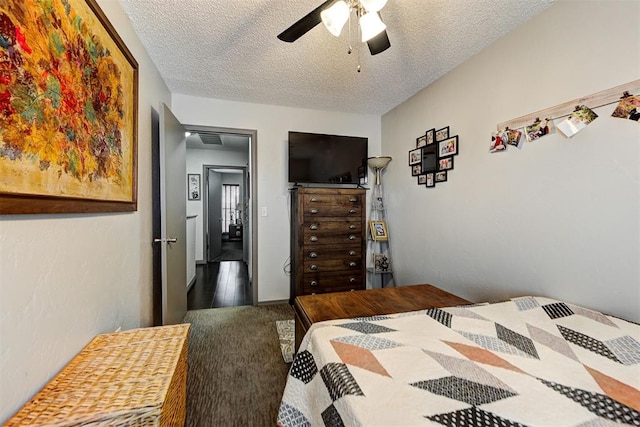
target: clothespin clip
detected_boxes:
[621,91,631,99]
[574,105,582,112]
[534,117,540,123]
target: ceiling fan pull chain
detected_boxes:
[347,5,353,55]
[356,6,362,72]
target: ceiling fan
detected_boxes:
[277,0,391,56]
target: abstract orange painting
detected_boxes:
[0,0,138,214]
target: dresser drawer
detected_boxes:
[304,258,362,273]
[302,230,361,246]
[302,221,361,234]
[303,246,361,261]
[302,271,364,293]
[303,193,362,206]
[302,204,362,219]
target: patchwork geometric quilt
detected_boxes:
[277,297,640,426]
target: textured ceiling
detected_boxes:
[119,0,554,115]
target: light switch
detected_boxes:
[261,207,268,217]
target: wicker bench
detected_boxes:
[6,324,190,426]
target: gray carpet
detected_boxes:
[183,304,294,426]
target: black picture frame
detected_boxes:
[422,144,438,173]
[437,135,459,158]
[188,173,201,200]
[417,174,427,184]
[411,164,422,176]
[425,173,435,188]
[435,171,448,183]
[438,156,454,171]
[426,128,435,145]
[416,134,427,148]
[409,148,422,165]
[435,126,449,142]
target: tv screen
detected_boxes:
[288,131,368,185]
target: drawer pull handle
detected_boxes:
[310,208,319,214]
[350,197,357,202]
[309,252,318,258]
[310,197,318,202]
[349,262,357,267]
[310,264,318,271]
[349,224,356,229]
[310,280,318,286]
[310,236,318,242]
[310,224,318,230]
[349,250,356,256]
[349,235,356,240]
[349,277,357,283]
[349,209,356,214]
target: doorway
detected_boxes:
[205,167,248,263]
[184,126,257,310]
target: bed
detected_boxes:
[277,295,640,426]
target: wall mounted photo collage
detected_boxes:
[409,126,459,188]
[490,91,639,154]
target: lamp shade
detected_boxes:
[367,156,392,185]
[359,0,387,12]
[367,156,392,170]
[321,1,350,37]
[360,11,386,42]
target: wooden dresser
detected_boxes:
[290,187,366,303]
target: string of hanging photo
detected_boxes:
[489,79,640,153]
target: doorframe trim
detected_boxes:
[186,125,258,306]
[203,165,247,262]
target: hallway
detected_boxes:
[187,261,252,310]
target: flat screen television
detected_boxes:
[288,131,368,185]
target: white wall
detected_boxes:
[186,149,248,261]
[382,0,640,322]
[173,95,382,302]
[0,1,171,422]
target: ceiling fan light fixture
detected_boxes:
[360,11,386,42]
[359,0,387,12]
[321,1,350,37]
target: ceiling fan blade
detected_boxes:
[277,0,334,43]
[367,30,391,55]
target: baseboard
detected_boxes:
[257,299,290,306]
[186,275,197,292]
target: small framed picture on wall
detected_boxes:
[188,173,201,200]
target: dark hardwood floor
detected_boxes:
[187,261,252,310]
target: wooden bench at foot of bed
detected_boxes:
[293,284,472,351]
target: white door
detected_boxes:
[158,103,187,325]
[207,170,222,261]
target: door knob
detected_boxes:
[153,238,178,244]
[349,209,356,214]
[349,262,357,267]
[310,208,319,214]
